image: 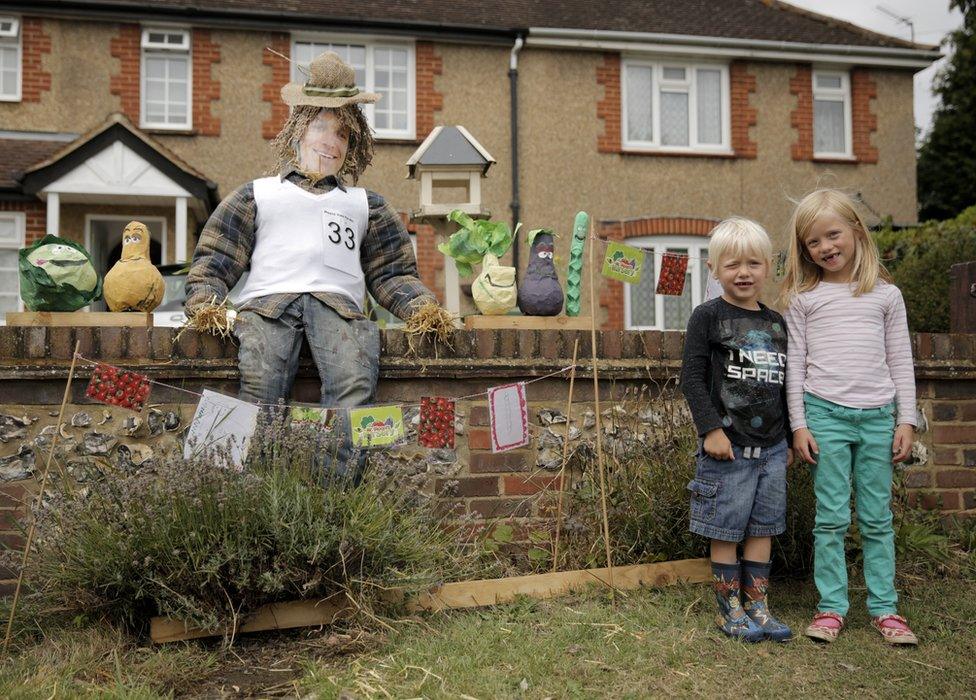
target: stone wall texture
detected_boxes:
[0,326,973,595]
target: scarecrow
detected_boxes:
[185,51,449,477]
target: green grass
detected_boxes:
[3,575,973,698]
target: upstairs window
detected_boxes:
[813,70,851,158]
[622,60,730,153]
[292,37,415,140]
[0,16,20,101]
[141,28,191,130]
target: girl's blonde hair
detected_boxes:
[779,188,891,304]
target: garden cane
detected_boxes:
[551,337,580,573]
[3,340,81,653]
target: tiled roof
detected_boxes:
[47,0,924,50]
[0,137,66,190]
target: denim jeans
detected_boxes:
[688,438,788,542]
[805,392,898,617]
[233,294,380,480]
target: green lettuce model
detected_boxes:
[19,235,102,311]
[565,211,588,317]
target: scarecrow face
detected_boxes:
[298,109,349,178]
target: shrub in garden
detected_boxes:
[872,206,976,333]
[6,412,492,634]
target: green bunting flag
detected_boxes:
[349,405,405,448]
[601,241,646,284]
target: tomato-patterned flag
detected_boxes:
[656,252,689,296]
[419,396,456,449]
[85,363,152,412]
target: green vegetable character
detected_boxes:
[565,211,588,317]
[19,235,102,311]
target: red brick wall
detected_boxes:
[261,33,290,140]
[192,29,221,137]
[0,200,46,243]
[21,17,51,103]
[851,68,879,164]
[597,216,718,330]
[729,60,757,159]
[789,63,814,161]
[109,24,141,124]
[415,41,443,141]
[596,52,622,154]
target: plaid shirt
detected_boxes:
[185,169,435,321]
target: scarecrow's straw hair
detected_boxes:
[269,104,375,184]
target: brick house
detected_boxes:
[0,0,939,328]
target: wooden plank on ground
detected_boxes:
[5,311,153,327]
[409,558,710,612]
[463,315,593,331]
[150,596,350,643]
[149,558,710,643]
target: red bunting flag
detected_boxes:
[656,252,689,296]
[85,363,152,412]
[419,396,456,449]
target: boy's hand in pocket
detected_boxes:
[704,429,734,461]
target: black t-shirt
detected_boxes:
[679,297,790,447]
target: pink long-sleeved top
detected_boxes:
[784,280,917,431]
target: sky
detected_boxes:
[784,0,964,138]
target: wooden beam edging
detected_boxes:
[149,557,711,643]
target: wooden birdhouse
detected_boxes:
[406,126,495,218]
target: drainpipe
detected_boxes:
[509,34,524,278]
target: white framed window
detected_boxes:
[140,27,191,130]
[624,235,712,330]
[0,212,25,314]
[622,60,730,154]
[0,16,21,102]
[812,70,852,158]
[292,36,415,140]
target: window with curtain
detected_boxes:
[0,17,20,101]
[0,213,24,313]
[292,38,414,140]
[812,70,851,157]
[622,60,729,153]
[625,236,711,330]
[141,28,191,129]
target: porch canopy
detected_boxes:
[19,114,218,263]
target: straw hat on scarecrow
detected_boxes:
[270,51,379,183]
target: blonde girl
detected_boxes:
[781,189,918,646]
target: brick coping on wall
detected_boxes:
[0,328,973,382]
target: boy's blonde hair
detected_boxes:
[780,189,890,304]
[707,217,773,268]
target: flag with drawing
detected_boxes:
[183,389,260,470]
[349,405,405,448]
[601,241,645,284]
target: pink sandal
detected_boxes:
[805,611,844,643]
[872,614,918,646]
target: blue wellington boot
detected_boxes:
[712,562,766,643]
[741,559,793,642]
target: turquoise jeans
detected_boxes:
[804,393,898,617]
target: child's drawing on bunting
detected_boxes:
[183,389,260,470]
[419,397,455,449]
[289,404,336,431]
[349,405,405,448]
[488,382,529,453]
[85,363,151,412]
[601,242,645,284]
[656,252,689,296]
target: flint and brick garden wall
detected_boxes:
[1,327,974,594]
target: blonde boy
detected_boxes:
[680,217,793,642]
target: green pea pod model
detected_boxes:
[565,211,588,317]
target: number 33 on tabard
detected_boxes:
[326,220,356,250]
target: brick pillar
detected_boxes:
[415,42,443,141]
[262,33,290,140]
[21,17,51,103]
[192,29,221,136]
[729,60,757,159]
[851,68,879,164]
[596,53,621,154]
[109,24,141,123]
[789,64,813,161]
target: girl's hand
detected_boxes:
[892,423,914,463]
[787,448,795,465]
[793,428,819,464]
[704,429,735,461]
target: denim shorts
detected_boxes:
[687,438,788,542]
